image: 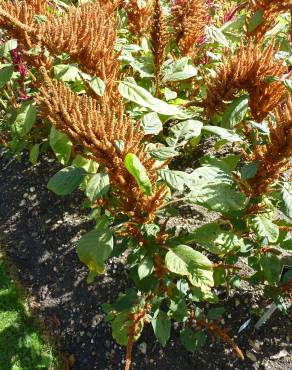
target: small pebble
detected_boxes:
[246,351,257,362]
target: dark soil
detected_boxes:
[0,151,291,370]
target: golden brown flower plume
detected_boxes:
[247,0,292,40]
[171,0,208,57]
[0,0,52,68]
[122,0,153,36]
[36,69,167,223]
[150,0,168,94]
[247,96,292,197]
[203,42,288,121]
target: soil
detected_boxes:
[0,151,291,370]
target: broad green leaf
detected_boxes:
[149,146,179,160]
[118,80,187,119]
[72,154,98,173]
[124,153,152,196]
[86,173,110,202]
[137,256,154,280]
[247,9,264,33]
[164,87,177,101]
[207,307,225,320]
[188,223,244,255]
[222,95,249,129]
[284,79,292,93]
[29,144,40,165]
[163,65,197,82]
[165,245,213,290]
[202,126,243,142]
[199,155,240,172]
[0,39,17,58]
[49,126,72,165]
[151,310,171,347]
[88,77,106,96]
[187,166,232,186]
[159,169,188,192]
[0,65,14,87]
[252,215,279,243]
[206,25,229,47]
[240,161,260,180]
[282,182,292,219]
[180,329,207,353]
[188,184,247,213]
[141,112,163,135]
[111,311,144,346]
[260,254,281,284]
[54,64,81,81]
[166,120,203,148]
[77,216,113,275]
[12,102,36,137]
[47,166,86,196]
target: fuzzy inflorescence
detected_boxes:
[36,70,167,223]
[203,42,288,121]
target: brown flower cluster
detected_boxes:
[247,96,292,197]
[203,42,288,121]
[0,1,120,100]
[247,0,292,39]
[150,0,168,94]
[0,0,52,68]
[36,69,167,223]
[171,0,209,57]
[122,0,153,36]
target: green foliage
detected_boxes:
[0,0,291,364]
[0,259,56,370]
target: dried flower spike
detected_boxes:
[171,0,209,57]
[203,42,288,121]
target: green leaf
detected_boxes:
[49,126,72,165]
[247,9,264,33]
[199,155,240,172]
[29,144,40,165]
[166,120,203,148]
[72,154,98,173]
[151,310,171,347]
[137,256,154,280]
[188,223,244,255]
[141,112,163,135]
[164,87,177,101]
[149,146,179,160]
[47,166,86,196]
[240,161,260,180]
[207,307,225,320]
[111,312,131,345]
[187,166,232,186]
[163,64,197,82]
[283,79,292,93]
[0,39,17,58]
[53,64,82,81]
[180,329,207,353]
[165,245,213,290]
[88,77,106,96]
[85,173,110,202]
[206,25,229,47]
[124,153,152,196]
[159,169,187,192]
[77,216,113,275]
[202,126,243,142]
[118,80,187,119]
[252,215,279,243]
[282,182,292,219]
[222,95,249,129]
[12,102,36,137]
[260,254,281,284]
[0,65,14,88]
[188,184,247,213]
